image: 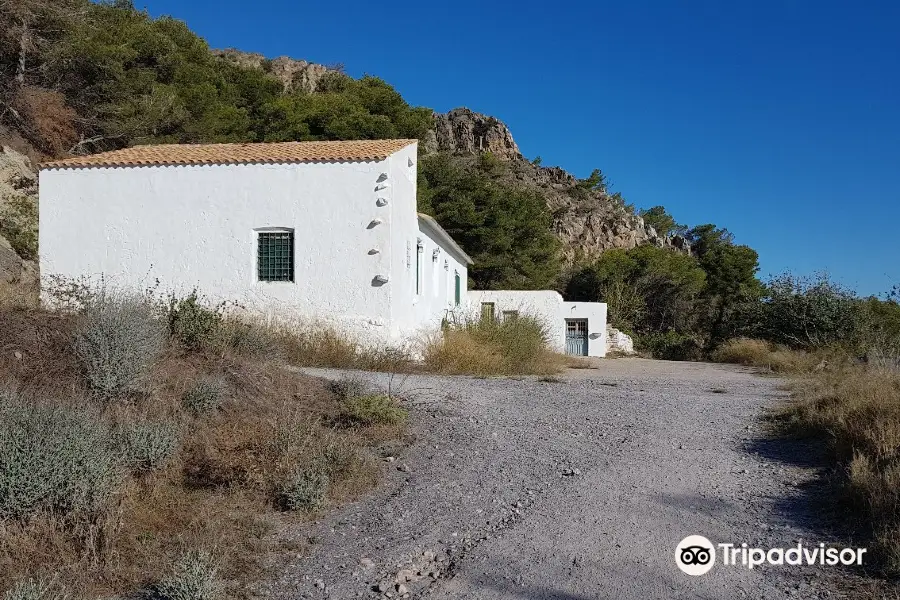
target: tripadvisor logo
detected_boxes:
[676,535,716,576]
[675,535,868,576]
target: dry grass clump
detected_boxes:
[340,394,408,427]
[276,325,360,368]
[268,321,414,373]
[712,338,822,374]
[423,313,565,376]
[181,377,226,415]
[776,364,900,573]
[153,549,223,600]
[1,577,70,600]
[0,279,39,310]
[0,294,406,598]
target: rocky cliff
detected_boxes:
[213,48,331,93]
[425,108,522,160]
[427,108,690,261]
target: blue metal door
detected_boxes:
[565,319,588,356]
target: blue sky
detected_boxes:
[141,0,900,296]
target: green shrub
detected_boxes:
[182,378,226,415]
[115,421,180,473]
[277,469,329,512]
[154,550,222,600]
[73,291,165,400]
[167,292,224,351]
[0,195,38,261]
[340,394,407,427]
[639,331,703,361]
[757,273,862,350]
[328,376,368,401]
[0,394,121,521]
[1,577,69,600]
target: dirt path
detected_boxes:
[262,359,841,599]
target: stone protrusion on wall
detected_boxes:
[371,169,390,286]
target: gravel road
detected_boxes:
[263,359,846,599]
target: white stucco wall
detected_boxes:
[384,147,469,344]
[467,290,566,351]
[466,291,608,358]
[398,224,468,340]
[563,301,608,357]
[39,144,441,346]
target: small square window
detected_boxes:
[481,302,495,321]
[258,231,294,282]
[502,310,519,321]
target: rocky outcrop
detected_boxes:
[606,326,635,355]
[429,108,521,160]
[212,48,331,93]
[523,161,689,260]
[0,146,39,297]
[428,109,690,261]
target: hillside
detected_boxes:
[208,50,689,261]
[0,6,686,291]
[426,107,690,261]
[1,0,770,358]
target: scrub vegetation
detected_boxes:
[711,283,900,574]
[0,289,406,599]
[770,359,900,575]
[423,312,568,377]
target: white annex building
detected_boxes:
[39,139,606,356]
[468,291,608,357]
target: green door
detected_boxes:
[565,319,588,356]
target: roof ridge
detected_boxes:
[41,139,418,170]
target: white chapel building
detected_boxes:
[39,139,606,356]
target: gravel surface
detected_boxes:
[262,359,854,599]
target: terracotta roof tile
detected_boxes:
[41,139,418,169]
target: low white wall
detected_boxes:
[466,290,566,353]
[466,291,608,358]
[563,301,608,357]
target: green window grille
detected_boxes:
[481,302,495,321]
[454,272,461,306]
[257,231,294,282]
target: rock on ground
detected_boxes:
[606,326,635,355]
